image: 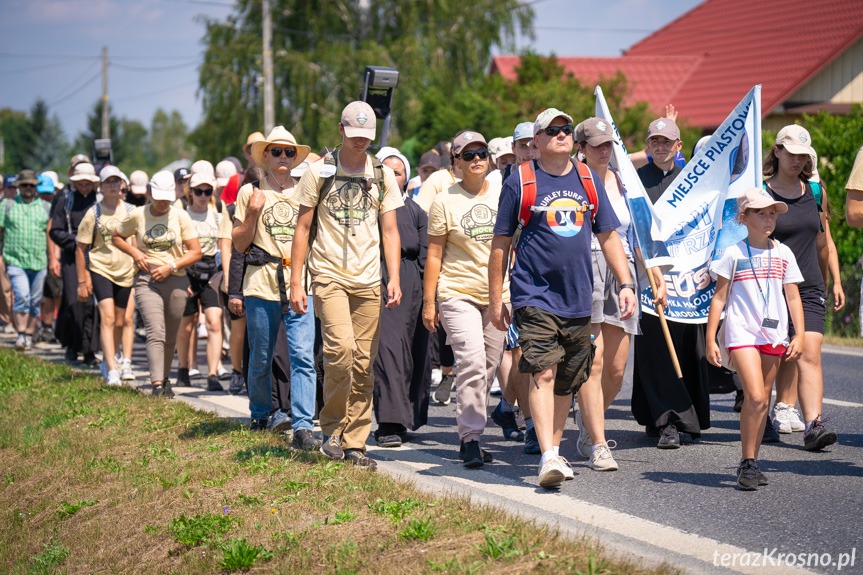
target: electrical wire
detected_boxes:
[111,79,198,103]
[48,69,102,106]
[110,60,201,72]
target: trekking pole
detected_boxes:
[646,268,683,379]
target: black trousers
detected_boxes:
[56,258,99,355]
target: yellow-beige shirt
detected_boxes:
[115,205,197,277]
[76,201,136,287]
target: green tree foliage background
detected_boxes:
[191,0,533,159]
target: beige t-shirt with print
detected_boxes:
[234,178,305,302]
[297,154,404,290]
[76,201,136,287]
[115,205,197,276]
[428,181,509,306]
[184,202,231,258]
[415,169,459,213]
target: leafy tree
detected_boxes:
[75,101,152,174]
[192,0,533,160]
[28,100,69,172]
[0,108,36,173]
[150,108,189,170]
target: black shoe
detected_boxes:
[645,425,660,438]
[82,352,98,367]
[249,418,268,431]
[344,449,377,469]
[657,424,680,449]
[461,440,484,468]
[459,440,493,464]
[162,379,175,399]
[762,416,781,443]
[64,348,78,363]
[803,417,837,451]
[374,433,402,448]
[733,389,744,413]
[291,428,322,450]
[177,367,191,387]
[228,370,244,395]
[320,435,344,460]
[433,374,455,405]
[206,375,223,392]
[736,458,760,491]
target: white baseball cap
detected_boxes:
[149,170,176,201]
[215,160,238,187]
[100,165,124,183]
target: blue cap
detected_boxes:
[37,174,55,194]
[3,174,17,188]
[513,122,534,142]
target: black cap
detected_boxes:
[174,167,190,182]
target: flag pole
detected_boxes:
[646,268,683,379]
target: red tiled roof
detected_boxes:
[492,0,863,128]
[489,55,702,112]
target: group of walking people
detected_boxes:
[2,98,862,490]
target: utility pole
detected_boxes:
[101,46,109,139]
[262,0,274,134]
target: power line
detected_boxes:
[112,79,198,103]
[49,69,102,106]
[48,60,101,102]
[110,60,201,72]
[0,51,199,62]
[0,58,99,75]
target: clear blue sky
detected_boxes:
[1,0,701,141]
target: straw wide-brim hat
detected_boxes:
[251,126,311,169]
[69,162,101,183]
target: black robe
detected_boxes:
[49,189,99,356]
[373,197,431,431]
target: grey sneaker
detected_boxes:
[291,428,322,450]
[433,374,455,405]
[588,441,619,471]
[23,335,33,350]
[320,435,344,460]
[15,334,26,351]
[228,371,245,395]
[736,458,760,491]
[267,409,292,432]
[803,417,837,451]
[120,359,135,381]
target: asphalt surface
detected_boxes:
[4,330,861,575]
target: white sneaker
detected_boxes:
[588,441,619,471]
[538,456,567,489]
[217,367,230,380]
[772,402,794,434]
[787,405,805,432]
[490,377,502,396]
[559,456,575,480]
[431,368,442,386]
[188,368,201,378]
[107,370,122,386]
[115,351,123,364]
[15,334,26,351]
[120,359,135,381]
[23,335,33,350]
[575,410,592,459]
[5,324,17,334]
[197,323,208,339]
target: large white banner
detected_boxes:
[595,85,762,323]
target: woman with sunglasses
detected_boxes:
[175,170,233,392]
[75,166,136,386]
[113,171,202,397]
[423,131,509,468]
[574,118,667,470]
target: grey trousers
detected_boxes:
[135,273,189,383]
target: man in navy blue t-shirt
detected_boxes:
[489,108,636,490]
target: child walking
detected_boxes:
[706,187,805,490]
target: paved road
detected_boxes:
[5,332,861,574]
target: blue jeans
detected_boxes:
[244,295,316,428]
[7,266,47,318]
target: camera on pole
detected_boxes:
[360,66,399,149]
[93,138,113,174]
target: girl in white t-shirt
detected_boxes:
[706,187,805,491]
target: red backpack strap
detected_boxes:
[574,159,598,223]
[517,160,537,228]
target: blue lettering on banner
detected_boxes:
[641,262,716,323]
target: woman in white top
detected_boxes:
[575,118,667,471]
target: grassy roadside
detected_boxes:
[0,348,680,575]
[823,334,863,348]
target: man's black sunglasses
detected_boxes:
[458,149,489,162]
[268,147,297,158]
[543,125,574,137]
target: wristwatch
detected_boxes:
[619,283,636,292]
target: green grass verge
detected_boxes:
[0,347,681,574]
